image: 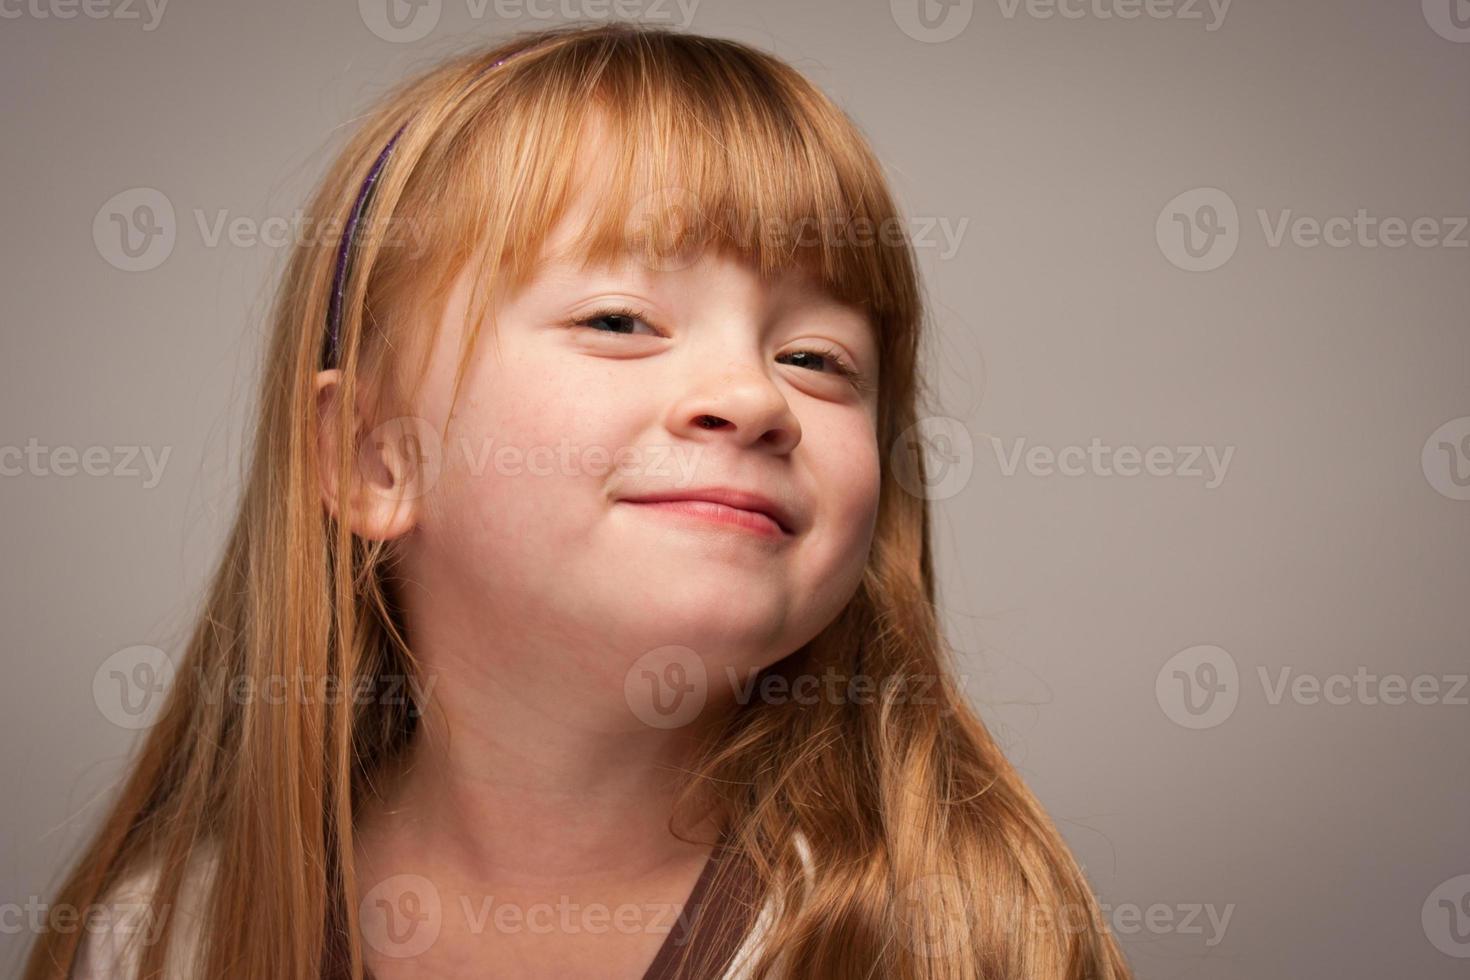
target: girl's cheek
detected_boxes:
[433,367,628,518]
[848,446,883,536]
[813,407,882,511]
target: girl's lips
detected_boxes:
[618,498,790,539]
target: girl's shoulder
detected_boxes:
[73,842,220,980]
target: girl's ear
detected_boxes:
[312,370,426,542]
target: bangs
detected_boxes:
[421,27,914,325]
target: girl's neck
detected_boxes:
[352,692,730,888]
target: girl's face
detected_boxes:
[387,174,882,719]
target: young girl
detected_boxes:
[27,23,1132,980]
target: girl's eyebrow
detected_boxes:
[769,279,878,344]
[526,255,658,300]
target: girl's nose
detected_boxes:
[666,365,802,455]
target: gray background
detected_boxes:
[2,1,1467,977]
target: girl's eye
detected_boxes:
[569,309,873,393]
[778,346,874,393]
[571,308,660,336]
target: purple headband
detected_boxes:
[323,55,514,369]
